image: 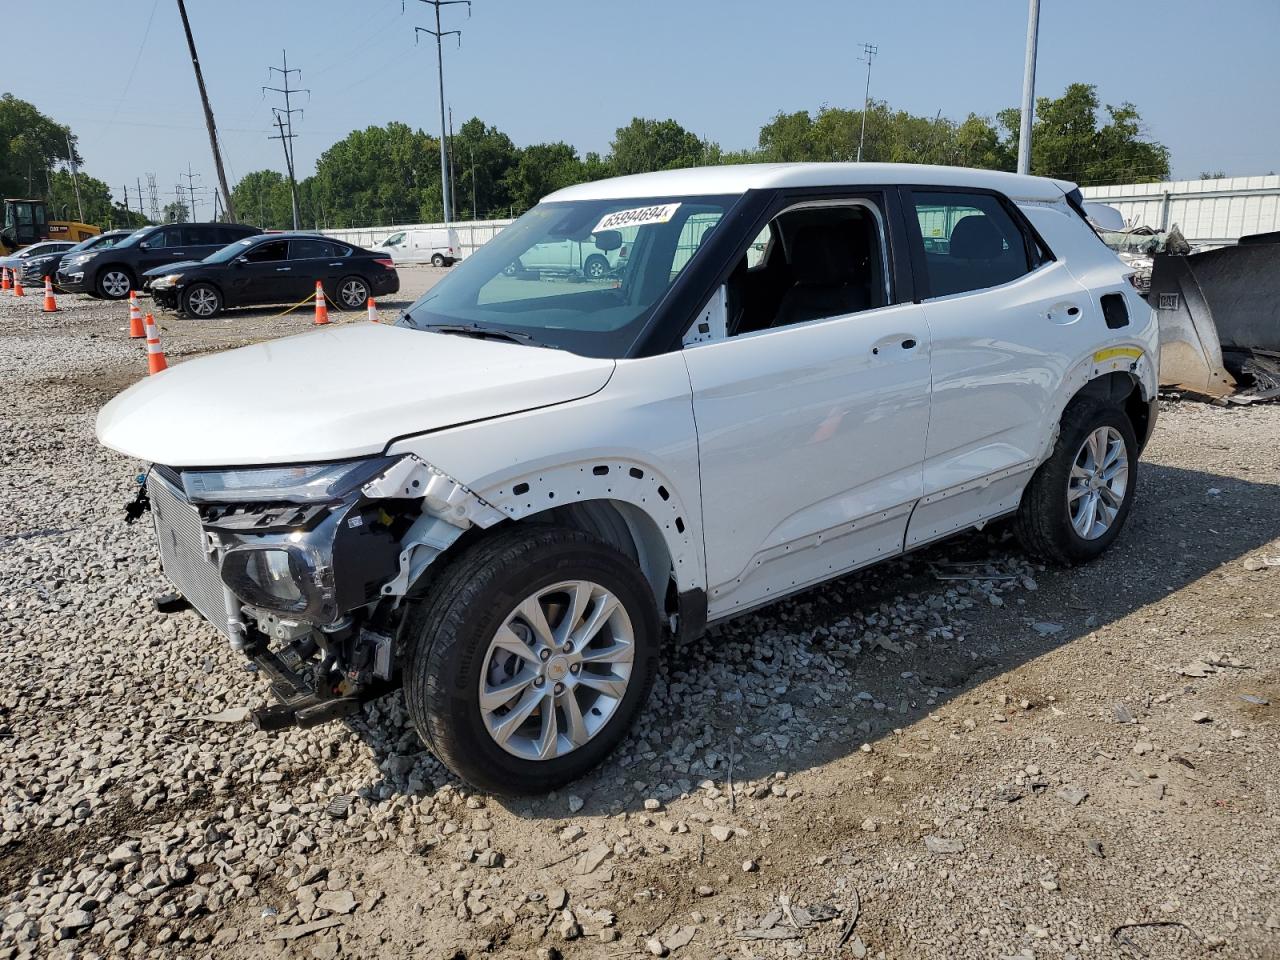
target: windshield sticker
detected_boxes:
[593,203,681,234]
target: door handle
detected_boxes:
[901,338,917,350]
[1046,302,1081,324]
[276,267,292,271]
[872,335,921,356]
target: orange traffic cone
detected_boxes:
[42,276,58,312]
[12,274,25,297]
[128,292,145,338]
[313,281,329,325]
[1,267,10,292]
[367,297,379,323]
[144,313,168,374]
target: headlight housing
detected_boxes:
[67,253,94,266]
[182,456,398,504]
[151,273,183,289]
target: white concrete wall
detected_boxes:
[320,218,515,259]
[1081,175,1280,247]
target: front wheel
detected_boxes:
[583,254,609,280]
[96,268,134,300]
[182,282,222,319]
[1014,401,1138,565]
[402,527,660,795]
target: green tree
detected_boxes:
[997,83,1169,185]
[231,169,294,229]
[610,118,709,175]
[162,200,190,223]
[502,143,587,214]
[307,122,442,227]
[46,170,145,228]
[0,93,74,199]
[451,118,517,220]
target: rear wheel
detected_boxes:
[1014,401,1137,565]
[182,282,222,319]
[334,275,370,310]
[431,253,446,267]
[583,254,609,280]
[402,526,660,795]
[96,268,134,300]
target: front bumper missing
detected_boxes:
[245,634,393,731]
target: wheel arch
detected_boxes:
[1046,345,1158,459]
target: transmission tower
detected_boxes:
[180,164,208,221]
[146,173,161,222]
[263,49,308,230]
[411,0,471,227]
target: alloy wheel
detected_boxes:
[187,287,219,317]
[340,279,368,307]
[1067,425,1129,539]
[102,271,131,298]
[478,580,634,761]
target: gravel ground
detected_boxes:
[1,284,1278,960]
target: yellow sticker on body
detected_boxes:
[1092,346,1143,363]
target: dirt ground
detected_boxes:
[0,279,1277,960]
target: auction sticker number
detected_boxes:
[594,203,681,234]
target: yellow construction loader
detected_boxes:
[0,198,99,254]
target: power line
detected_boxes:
[263,49,308,230]
[411,0,471,227]
[856,42,878,163]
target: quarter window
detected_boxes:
[911,191,1037,297]
[290,238,337,259]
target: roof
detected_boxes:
[545,163,1074,204]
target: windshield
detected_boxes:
[114,227,156,249]
[203,237,259,263]
[70,232,127,253]
[400,195,735,357]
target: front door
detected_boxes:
[683,194,931,619]
[226,239,293,304]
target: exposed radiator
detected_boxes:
[148,472,230,636]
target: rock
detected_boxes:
[311,939,341,960]
[1112,703,1134,724]
[695,885,715,897]
[709,825,734,842]
[1056,785,1088,807]
[1132,740,1154,756]
[1086,839,1105,858]
[599,928,621,942]
[665,926,697,949]
[1179,661,1214,678]
[475,850,504,868]
[315,890,357,915]
[848,935,868,958]
[198,706,250,723]
[924,836,964,855]
[546,887,569,911]
[645,936,668,956]
[643,798,662,811]
[107,841,142,867]
[742,859,759,873]
[574,845,611,875]
[559,825,584,843]
[567,795,584,814]
[1191,711,1211,723]
[1031,622,1062,636]
[859,818,878,832]
[59,909,94,936]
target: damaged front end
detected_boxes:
[141,455,504,730]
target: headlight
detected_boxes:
[151,273,183,289]
[67,253,94,266]
[220,544,323,616]
[182,456,399,504]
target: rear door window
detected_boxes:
[289,238,338,260]
[910,191,1037,298]
[182,226,220,247]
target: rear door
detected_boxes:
[288,238,344,299]
[182,225,225,261]
[901,186,1095,547]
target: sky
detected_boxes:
[10,0,1278,215]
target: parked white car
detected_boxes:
[97,163,1157,794]
[376,227,461,267]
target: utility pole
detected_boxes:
[856,42,878,163]
[65,131,84,221]
[270,112,301,229]
[175,0,237,222]
[412,0,470,227]
[181,164,204,221]
[1016,0,1041,175]
[136,177,144,221]
[470,145,477,220]
[263,49,307,230]
[448,105,458,223]
[122,184,130,223]
[173,185,187,221]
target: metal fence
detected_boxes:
[320,218,515,259]
[1081,175,1280,247]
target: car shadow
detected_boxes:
[338,459,1280,816]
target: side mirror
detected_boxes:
[593,230,623,252]
[234,256,249,265]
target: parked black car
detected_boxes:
[143,233,400,318]
[27,230,135,286]
[56,222,261,300]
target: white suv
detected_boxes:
[97,163,1157,794]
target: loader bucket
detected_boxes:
[1150,253,1236,398]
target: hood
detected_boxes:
[96,323,616,466]
[143,260,204,277]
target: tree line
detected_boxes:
[1,83,1171,233]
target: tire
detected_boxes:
[431,253,446,267]
[181,282,222,319]
[1014,400,1138,566]
[401,526,660,795]
[583,254,609,280]
[95,267,134,300]
[334,275,370,310]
